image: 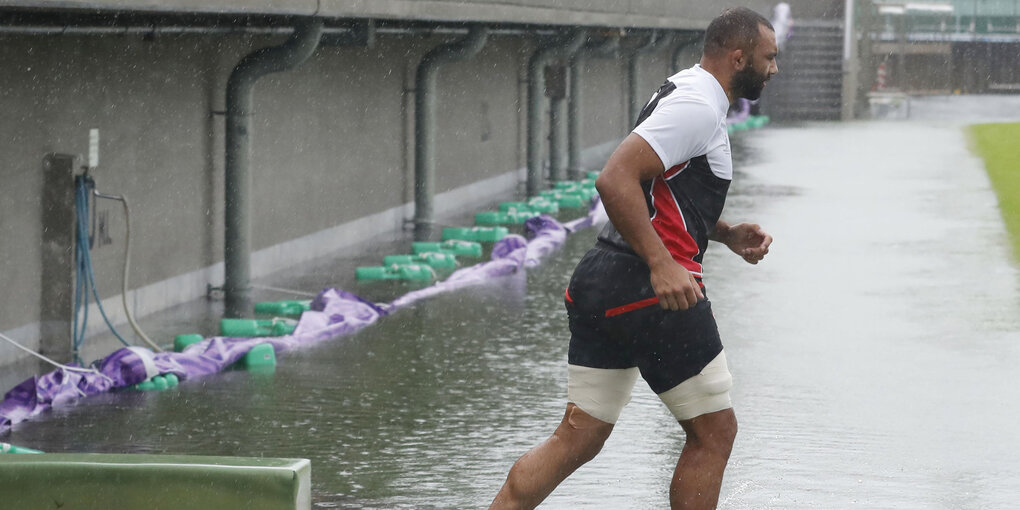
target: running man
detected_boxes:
[490,7,778,509]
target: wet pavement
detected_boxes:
[5,96,1020,508]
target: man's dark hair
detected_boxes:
[703,7,774,57]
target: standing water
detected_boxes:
[6,96,1020,509]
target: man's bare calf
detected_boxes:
[489,404,613,510]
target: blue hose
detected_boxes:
[73,176,130,362]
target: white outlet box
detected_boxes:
[88,128,99,169]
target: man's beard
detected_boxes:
[731,63,768,100]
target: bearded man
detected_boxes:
[490,7,778,510]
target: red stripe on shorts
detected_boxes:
[605,297,660,317]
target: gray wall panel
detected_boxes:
[0,33,217,339]
[434,37,530,195]
[249,38,409,249]
[578,55,626,149]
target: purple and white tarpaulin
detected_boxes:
[0,200,607,435]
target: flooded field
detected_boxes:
[6,96,1020,509]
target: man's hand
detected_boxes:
[649,257,704,310]
[722,223,773,265]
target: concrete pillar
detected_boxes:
[567,55,583,181]
[39,154,77,363]
[547,64,568,183]
[841,0,859,120]
[568,34,620,181]
[626,33,659,126]
[526,29,586,196]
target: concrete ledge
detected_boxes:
[315,0,714,29]
[0,453,311,510]
[1,0,318,16]
[2,0,730,29]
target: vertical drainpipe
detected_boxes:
[548,80,568,184]
[527,29,587,196]
[548,30,587,184]
[568,33,620,181]
[224,19,323,317]
[626,32,660,126]
[414,26,490,241]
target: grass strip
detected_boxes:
[969,122,1020,262]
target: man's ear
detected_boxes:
[730,48,745,70]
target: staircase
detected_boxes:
[763,20,845,121]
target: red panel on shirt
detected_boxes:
[649,176,703,275]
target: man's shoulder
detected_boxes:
[648,88,723,130]
[663,66,728,118]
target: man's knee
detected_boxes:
[555,404,614,463]
[713,412,738,453]
[681,409,737,456]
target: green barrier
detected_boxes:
[254,300,312,316]
[475,210,539,226]
[538,190,587,209]
[586,171,600,180]
[174,334,204,352]
[129,373,181,392]
[498,201,530,212]
[241,343,277,371]
[527,197,559,211]
[132,376,161,392]
[441,226,509,242]
[355,264,436,282]
[382,252,458,269]
[556,195,586,208]
[220,318,298,337]
[0,443,43,454]
[411,240,483,258]
[0,454,311,510]
[499,200,558,214]
[751,115,770,128]
[550,183,597,200]
[474,212,507,226]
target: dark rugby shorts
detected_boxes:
[563,243,732,422]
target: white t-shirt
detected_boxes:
[596,64,734,277]
[632,64,732,180]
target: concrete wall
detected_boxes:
[0,23,698,366]
[0,31,227,361]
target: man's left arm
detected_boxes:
[710,220,773,265]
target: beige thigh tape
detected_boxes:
[657,350,733,422]
[566,365,639,424]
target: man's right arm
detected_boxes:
[595,134,705,311]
